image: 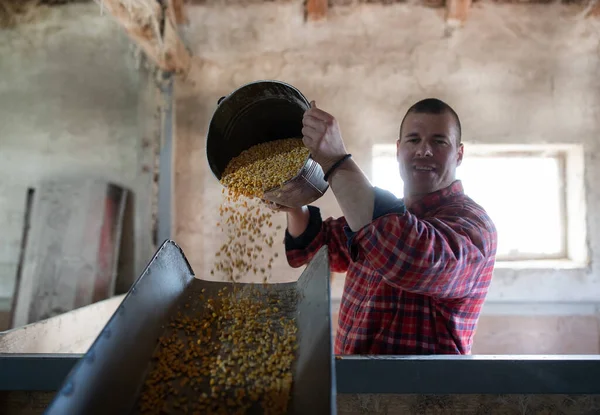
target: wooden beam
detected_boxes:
[162,12,191,73]
[585,0,600,18]
[306,0,328,22]
[445,0,472,26]
[167,0,188,25]
[96,0,191,74]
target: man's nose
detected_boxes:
[415,142,433,157]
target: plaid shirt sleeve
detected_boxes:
[347,187,496,299]
[284,206,352,273]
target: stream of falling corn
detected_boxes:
[138,138,309,414]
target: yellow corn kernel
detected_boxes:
[220,138,309,200]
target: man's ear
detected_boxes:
[457,143,464,167]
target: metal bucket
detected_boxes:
[206,80,329,208]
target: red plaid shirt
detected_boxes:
[285,180,497,355]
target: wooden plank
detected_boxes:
[115,182,135,295]
[167,0,188,25]
[10,180,127,328]
[0,311,8,331]
[306,0,328,21]
[96,0,191,74]
[0,295,124,353]
[93,185,128,303]
[7,189,34,330]
[446,0,472,25]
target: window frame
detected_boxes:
[461,147,568,262]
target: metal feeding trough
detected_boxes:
[43,240,336,415]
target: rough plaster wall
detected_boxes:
[174,2,600,351]
[0,4,146,305]
[329,310,600,353]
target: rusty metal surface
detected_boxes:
[43,240,335,415]
[205,80,329,208]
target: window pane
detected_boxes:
[371,146,565,260]
[458,156,564,258]
[372,154,404,198]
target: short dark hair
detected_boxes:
[399,98,462,144]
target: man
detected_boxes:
[272,98,497,355]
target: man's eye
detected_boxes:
[435,140,447,145]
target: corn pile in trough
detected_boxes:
[138,286,298,415]
[138,138,309,414]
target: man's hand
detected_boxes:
[302,101,348,172]
[262,200,295,213]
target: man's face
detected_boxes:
[396,111,464,197]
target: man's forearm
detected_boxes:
[286,206,310,237]
[327,158,374,232]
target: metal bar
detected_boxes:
[335,355,600,395]
[156,73,174,245]
[0,354,80,391]
[3,354,600,395]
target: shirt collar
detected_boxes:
[406,180,464,216]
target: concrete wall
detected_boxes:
[175,1,600,353]
[0,4,157,310]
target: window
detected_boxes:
[371,144,587,266]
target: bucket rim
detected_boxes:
[216,79,310,107]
